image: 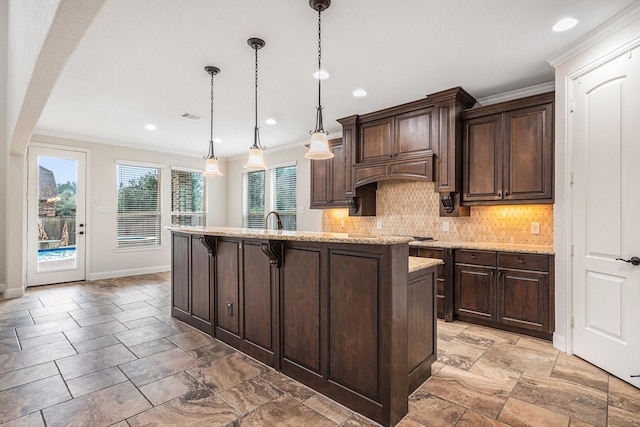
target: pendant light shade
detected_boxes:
[244,38,268,171]
[305,0,334,160]
[203,66,223,177]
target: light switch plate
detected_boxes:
[531,222,541,235]
[442,221,449,232]
[376,220,382,230]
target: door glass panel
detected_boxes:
[36,156,78,272]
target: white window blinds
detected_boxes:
[116,164,161,248]
[171,170,205,226]
[272,165,297,231]
[242,170,265,229]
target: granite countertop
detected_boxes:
[408,256,443,273]
[168,226,413,245]
[409,240,554,255]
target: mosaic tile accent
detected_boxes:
[322,181,553,246]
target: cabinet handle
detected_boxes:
[517,257,525,263]
[498,192,502,197]
[505,191,510,196]
[470,254,477,259]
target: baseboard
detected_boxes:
[553,333,567,353]
[87,265,171,281]
[3,285,25,299]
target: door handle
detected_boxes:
[616,256,640,266]
[76,231,85,235]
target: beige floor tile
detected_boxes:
[19,331,68,350]
[113,322,179,347]
[218,376,283,415]
[42,381,151,427]
[259,370,316,401]
[418,365,513,418]
[0,361,59,392]
[139,371,205,406]
[437,338,485,370]
[239,394,335,427]
[63,320,127,344]
[304,393,354,424]
[607,405,640,427]
[128,337,177,358]
[167,329,216,351]
[186,352,267,392]
[407,390,466,426]
[457,410,511,426]
[15,319,79,340]
[498,397,569,427]
[0,375,71,423]
[608,375,640,414]
[550,352,609,392]
[119,346,200,387]
[0,411,45,427]
[65,366,128,397]
[0,340,76,375]
[56,343,135,380]
[510,373,607,427]
[127,390,239,427]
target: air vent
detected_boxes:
[181,113,202,120]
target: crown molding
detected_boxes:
[476,82,555,106]
[547,2,640,68]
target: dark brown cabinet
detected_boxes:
[310,138,348,209]
[410,247,451,320]
[214,238,278,368]
[462,92,554,205]
[171,232,214,334]
[454,248,554,340]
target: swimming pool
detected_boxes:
[38,247,76,261]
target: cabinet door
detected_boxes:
[394,107,434,160]
[330,142,348,205]
[462,114,503,202]
[358,117,393,163]
[216,239,241,336]
[171,233,190,318]
[455,263,496,321]
[310,156,330,208]
[498,268,549,332]
[190,235,213,332]
[503,103,553,201]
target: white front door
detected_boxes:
[572,47,640,388]
[27,147,87,286]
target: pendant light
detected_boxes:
[305,0,334,160]
[203,66,223,177]
[243,38,268,171]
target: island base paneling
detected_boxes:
[171,231,436,427]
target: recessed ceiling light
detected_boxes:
[213,138,223,144]
[353,89,367,97]
[313,70,330,79]
[553,17,578,32]
[265,118,277,125]
[144,124,157,131]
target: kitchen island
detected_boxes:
[169,226,440,426]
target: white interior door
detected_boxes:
[572,47,640,388]
[27,147,87,286]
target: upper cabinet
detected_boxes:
[310,138,348,209]
[462,92,554,205]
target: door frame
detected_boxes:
[564,37,640,355]
[27,142,91,286]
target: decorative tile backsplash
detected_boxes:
[322,181,553,246]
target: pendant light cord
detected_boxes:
[253,44,266,150]
[315,8,325,133]
[206,71,216,159]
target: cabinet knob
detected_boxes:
[470,254,477,259]
[498,192,502,197]
[505,191,510,196]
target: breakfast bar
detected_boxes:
[169,226,440,426]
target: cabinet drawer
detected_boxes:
[417,248,444,260]
[498,252,549,271]
[455,250,496,266]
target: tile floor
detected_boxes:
[0,272,639,426]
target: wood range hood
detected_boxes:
[336,86,477,217]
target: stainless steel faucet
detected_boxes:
[264,211,283,230]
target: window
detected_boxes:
[242,170,265,229]
[272,165,297,230]
[171,169,205,226]
[116,164,161,248]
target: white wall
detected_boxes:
[0,0,8,293]
[31,134,228,280]
[226,144,323,232]
[550,4,640,352]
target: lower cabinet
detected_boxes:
[454,249,554,340]
[171,232,214,334]
[409,247,452,320]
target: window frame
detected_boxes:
[170,166,206,227]
[115,161,163,250]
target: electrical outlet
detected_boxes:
[442,221,449,232]
[531,222,541,235]
[376,220,383,230]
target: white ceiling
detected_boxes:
[35,0,637,159]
